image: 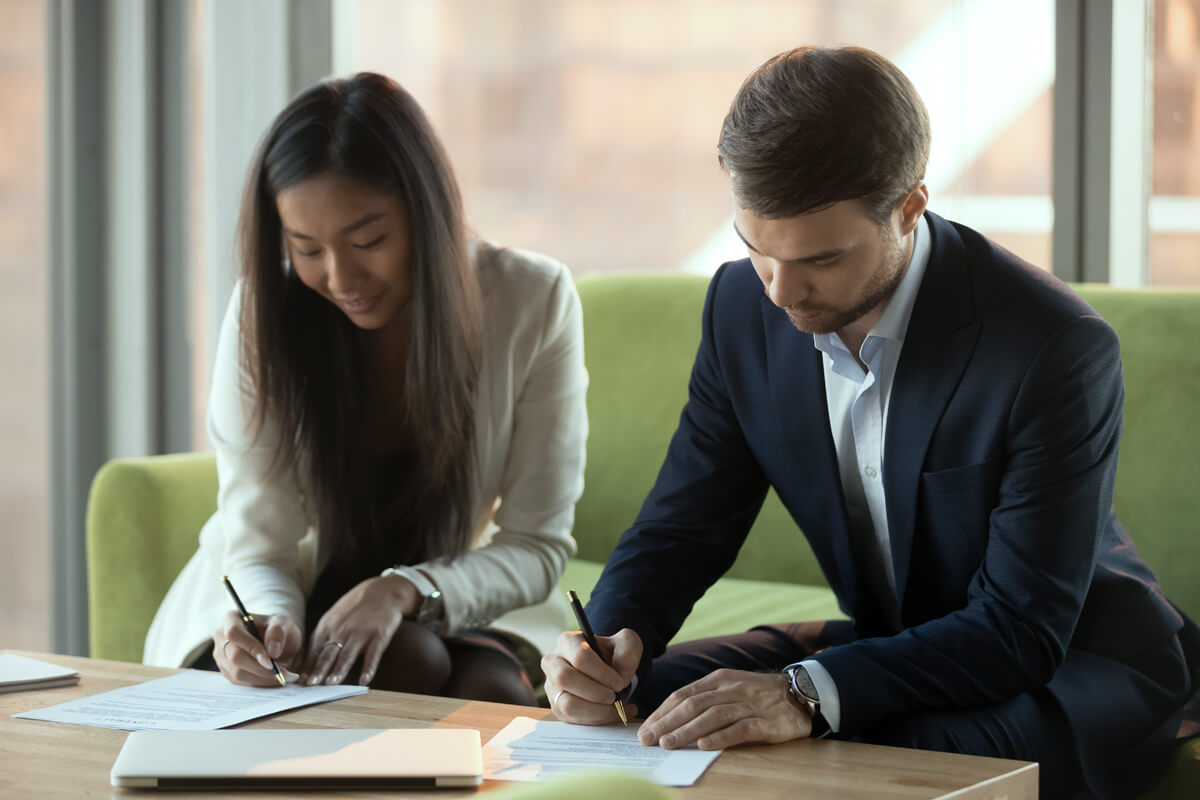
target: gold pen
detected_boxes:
[221,575,287,686]
[566,589,628,725]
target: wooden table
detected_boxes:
[0,651,1037,798]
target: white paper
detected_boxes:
[482,716,721,786]
[13,669,366,730]
[0,654,80,692]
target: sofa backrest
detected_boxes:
[575,274,1200,619]
[1074,286,1200,619]
[87,452,218,662]
[573,273,828,586]
[84,277,1200,664]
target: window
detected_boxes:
[1150,0,1200,286]
[345,0,1055,275]
[0,0,49,650]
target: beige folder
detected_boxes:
[110,728,483,789]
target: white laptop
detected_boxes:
[110,728,483,789]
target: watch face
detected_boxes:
[417,589,443,625]
[787,665,819,703]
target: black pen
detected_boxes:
[566,589,628,725]
[221,575,287,686]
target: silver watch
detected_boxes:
[380,565,444,631]
[783,663,831,738]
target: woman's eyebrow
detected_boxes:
[284,212,387,240]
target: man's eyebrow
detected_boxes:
[284,212,387,241]
[731,221,843,264]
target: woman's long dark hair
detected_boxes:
[236,72,482,581]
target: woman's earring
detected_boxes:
[282,257,293,275]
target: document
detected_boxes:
[13,669,366,731]
[0,654,80,693]
[482,716,721,787]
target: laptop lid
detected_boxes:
[110,728,483,789]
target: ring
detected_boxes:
[552,689,567,708]
[221,639,235,658]
[319,641,344,651]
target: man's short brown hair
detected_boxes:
[717,46,930,223]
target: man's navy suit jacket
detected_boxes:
[587,212,1199,795]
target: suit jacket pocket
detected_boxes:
[914,458,1004,589]
[920,458,1003,495]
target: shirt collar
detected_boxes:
[812,213,931,357]
[871,213,930,343]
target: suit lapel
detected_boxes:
[885,213,980,617]
[760,297,862,615]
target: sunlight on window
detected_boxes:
[345,0,1054,276]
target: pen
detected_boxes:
[221,575,287,686]
[566,589,628,725]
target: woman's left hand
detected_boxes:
[300,575,420,686]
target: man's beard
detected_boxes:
[784,233,909,335]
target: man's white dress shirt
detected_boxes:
[792,216,931,733]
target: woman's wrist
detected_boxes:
[379,565,445,629]
[378,572,421,617]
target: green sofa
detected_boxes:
[87,274,1200,797]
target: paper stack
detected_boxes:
[0,653,80,693]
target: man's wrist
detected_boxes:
[783,663,832,738]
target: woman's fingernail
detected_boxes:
[660,733,677,749]
[256,653,271,670]
[268,642,281,658]
[639,727,655,745]
[326,674,340,685]
[309,674,323,686]
[360,673,373,686]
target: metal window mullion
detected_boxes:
[1052,0,1084,282]
[47,0,108,656]
[104,0,158,459]
[1053,0,1115,284]
[155,0,193,454]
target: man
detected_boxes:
[542,46,1199,799]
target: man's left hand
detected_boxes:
[637,669,812,750]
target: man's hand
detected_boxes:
[637,669,812,750]
[542,628,642,724]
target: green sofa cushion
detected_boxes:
[1139,738,1200,800]
[484,771,677,800]
[561,560,845,646]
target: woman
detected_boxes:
[143,73,587,705]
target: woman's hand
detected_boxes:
[211,611,302,687]
[301,575,420,686]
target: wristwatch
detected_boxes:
[380,565,444,631]
[783,663,832,739]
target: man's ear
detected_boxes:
[898,183,929,235]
